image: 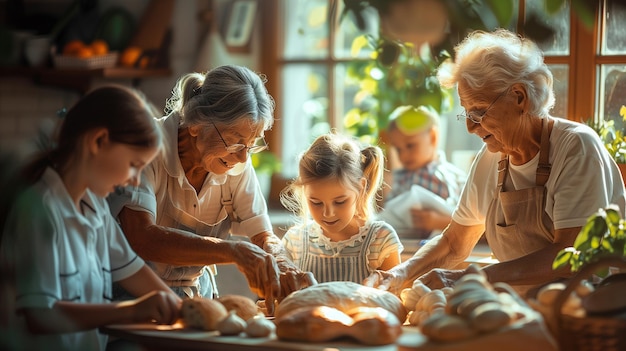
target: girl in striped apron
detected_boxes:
[280,133,404,284]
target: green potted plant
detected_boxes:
[344,36,454,141]
[553,204,626,277]
[251,150,282,200]
[585,105,626,184]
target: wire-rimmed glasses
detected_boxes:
[457,89,509,124]
[209,120,268,154]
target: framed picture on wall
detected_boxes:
[223,0,258,53]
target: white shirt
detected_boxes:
[107,112,273,238]
[1,167,144,351]
[453,118,626,228]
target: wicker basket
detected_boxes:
[53,52,118,69]
[554,256,626,351]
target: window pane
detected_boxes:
[549,64,568,118]
[282,0,329,59]
[527,0,570,55]
[334,5,379,59]
[335,63,382,144]
[599,65,626,131]
[280,64,330,177]
[602,0,626,54]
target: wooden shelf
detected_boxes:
[0,65,172,94]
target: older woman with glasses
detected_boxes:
[364,29,625,298]
[108,65,315,314]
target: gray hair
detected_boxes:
[165,65,275,130]
[437,28,555,117]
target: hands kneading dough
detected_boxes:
[232,241,281,315]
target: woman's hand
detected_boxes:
[128,290,182,325]
[362,269,407,295]
[232,241,281,315]
[278,267,317,301]
[417,268,466,290]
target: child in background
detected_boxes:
[0,85,181,351]
[385,105,467,239]
[280,132,403,284]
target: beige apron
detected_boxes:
[484,118,555,296]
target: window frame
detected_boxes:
[260,0,623,205]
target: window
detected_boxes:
[261,0,626,183]
[270,0,379,178]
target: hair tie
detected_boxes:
[192,86,202,96]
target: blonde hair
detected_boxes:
[280,132,385,221]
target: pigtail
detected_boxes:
[359,145,385,218]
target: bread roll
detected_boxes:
[275,281,407,322]
[180,297,228,331]
[218,294,260,321]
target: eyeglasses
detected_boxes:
[210,120,268,154]
[457,89,509,124]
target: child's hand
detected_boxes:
[129,290,182,325]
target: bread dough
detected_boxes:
[275,281,407,322]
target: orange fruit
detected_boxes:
[63,39,86,56]
[90,40,109,56]
[138,56,150,69]
[119,46,142,67]
[75,47,94,58]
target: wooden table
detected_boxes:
[101,315,556,351]
[101,323,428,351]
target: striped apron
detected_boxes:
[300,223,378,283]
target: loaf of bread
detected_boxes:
[275,305,402,345]
[275,281,407,322]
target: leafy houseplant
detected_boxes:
[251,150,281,176]
[344,37,454,141]
[251,151,282,200]
[553,204,626,277]
[340,0,597,142]
[585,105,626,164]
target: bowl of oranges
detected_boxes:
[53,39,118,69]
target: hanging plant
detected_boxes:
[344,35,454,141]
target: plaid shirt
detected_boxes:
[387,153,467,238]
[388,153,466,203]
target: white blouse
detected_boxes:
[1,167,144,351]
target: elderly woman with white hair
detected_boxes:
[364,28,626,297]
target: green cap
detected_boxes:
[389,105,439,135]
